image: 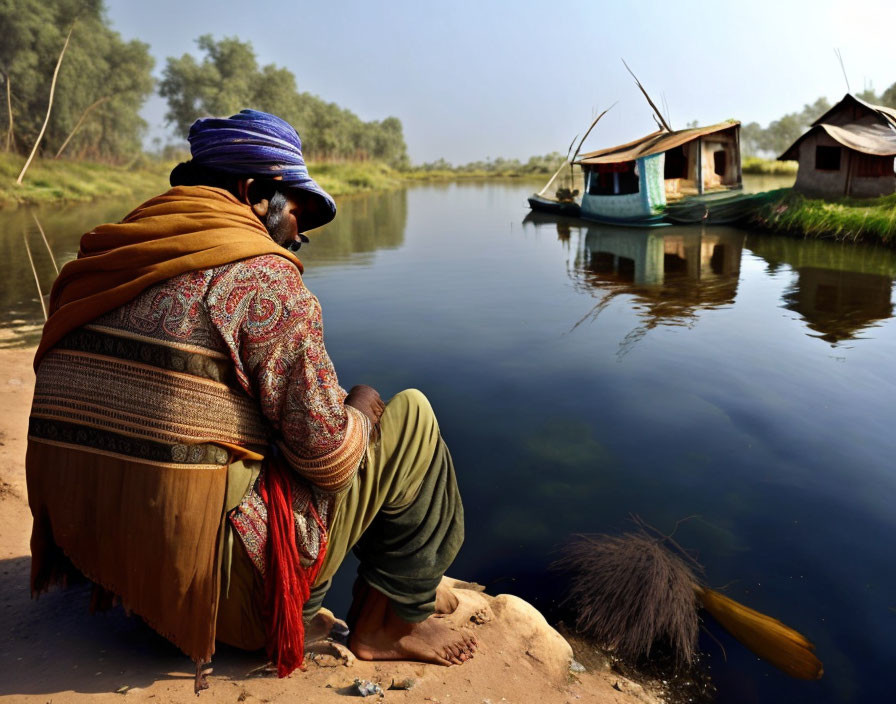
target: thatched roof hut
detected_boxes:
[779,94,896,198]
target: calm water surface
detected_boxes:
[2,179,894,703]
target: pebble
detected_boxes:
[569,659,586,673]
[352,679,383,697]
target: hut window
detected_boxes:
[664,147,688,179]
[589,162,639,196]
[713,150,727,176]
[815,146,841,171]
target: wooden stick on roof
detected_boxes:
[621,58,672,132]
[834,48,851,94]
[571,103,616,162]
[661,92,672,131]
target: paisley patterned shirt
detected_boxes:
[93,253,369,492]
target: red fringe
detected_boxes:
[259,455,327,677]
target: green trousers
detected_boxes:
[215,389,464,650]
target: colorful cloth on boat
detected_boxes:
[188,109,336,231]
[27,188,367,665]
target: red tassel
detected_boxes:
[259,456,327,677]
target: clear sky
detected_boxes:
[106,0,896,164]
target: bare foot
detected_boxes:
[435,583,459,614]
[304,607,348,643]
[305,640,356,666]
[348,581,477,666]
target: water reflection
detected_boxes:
[571,224,744,356]
[302,189,407,266]
[746,235,896,344]
[0,188,409,346]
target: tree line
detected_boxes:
[417,153,566,174]
[5,0,893,170]
[159,35,408,167]
[1,1,409,167]
[741,84,896,158]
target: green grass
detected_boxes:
[306,160,404,195]
[399,168,544,181]
[0,155,407,207]
[742,156,798,175]
[0,153,171,207]
[750,189,896,245]
[0,154,550,209]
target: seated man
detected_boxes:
[26,110,474,690]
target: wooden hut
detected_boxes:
[779,94,896,198]
[574,121,742,225]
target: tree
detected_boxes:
[160,35,409,166]
[0,0,154,162]
[879,82,896,109]
[742,97,833,157]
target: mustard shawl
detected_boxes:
[35,185,303,368]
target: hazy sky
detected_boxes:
[106,0,896,164]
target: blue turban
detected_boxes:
[188,109,336,231]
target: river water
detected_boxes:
[3,180,895,703]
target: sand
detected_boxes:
[0,346,660,704]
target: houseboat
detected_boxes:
[573,121,745,226]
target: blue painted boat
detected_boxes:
[575,121,746,226]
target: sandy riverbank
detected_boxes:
[0,346,660,704]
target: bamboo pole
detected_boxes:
[621,58,672,133]
[571,103,616,163]
[23,233,48,321]
[54,95,110,159]
[16,25,74,185]
[31,213,59,274]
[4,72,14,152]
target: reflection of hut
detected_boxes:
[571,227,744,355]
[778,94,896,198]
[582,227,742,288]
[576,227,744,328]
[783,268,893,343]
[574,122,743,224]
[746,233,896,343]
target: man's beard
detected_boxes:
[263,190,294,246]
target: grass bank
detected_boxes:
[0,154,549,209]
[0,154,413,208]
[741,156,798,175]
[750,189,896,245]
[400,168,547,182]
[0,153,171,207]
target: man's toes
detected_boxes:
[433,651,453,666]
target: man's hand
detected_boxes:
[345,385,385,430]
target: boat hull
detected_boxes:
[527,194,581,217]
